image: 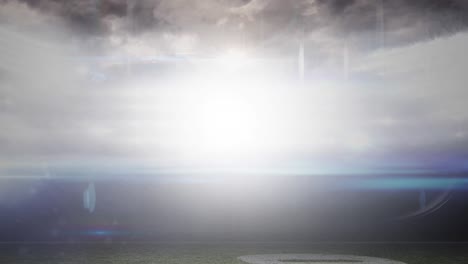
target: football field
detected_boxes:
[1,242,467,264]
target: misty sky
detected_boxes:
[1,0,468,178]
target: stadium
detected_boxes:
[1,0,468,263]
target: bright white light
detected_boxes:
[126,55,361,165]
[170,78,281,160]
[216,49,249,71]
[185,90,259,154]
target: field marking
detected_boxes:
[239,254,407,264]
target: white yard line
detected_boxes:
[238,254,407,264]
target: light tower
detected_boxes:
[297,15,305,86]
[298,40,305,85]
[343,40,349,80]
[377,0,385,48]
[126,0,136,76]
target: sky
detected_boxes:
[1,0,468,176]
[2,0,468,242]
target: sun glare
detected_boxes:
[129,50,348,164]
[216,49,249,71]
[171,78,278,159]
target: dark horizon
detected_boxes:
[1,173,468,243]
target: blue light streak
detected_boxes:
[347,177,468,190]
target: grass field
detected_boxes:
[1,242,468,264]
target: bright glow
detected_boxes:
[188,90,257,152]
[216,49,249,71]
[169,77,285,160]
[126,53,360,165]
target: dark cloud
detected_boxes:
[2,0,468,43]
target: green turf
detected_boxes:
[0,242,467,264]
[280,259,362,263]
